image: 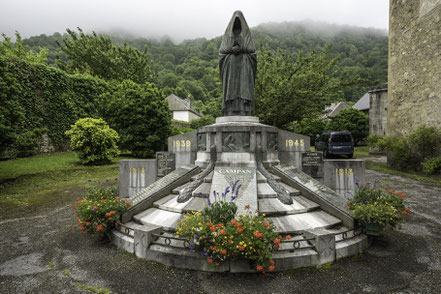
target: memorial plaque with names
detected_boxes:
[302,151,323,178]
[156,152,175,177]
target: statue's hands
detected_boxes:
[232,45,240,54]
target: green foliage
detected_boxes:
[73,185,131,236]
[422,157,441,175]
[367,134,382,147]
[14,129,46,157]
[255,46,357,128]
[374,126,441,171]
[189,115,215,129]
[101,80,171,158]
[0,32,48,64]
[295,116,328,145]
[202,201,237,225]
[347,184,410,232]
[328,108,368,144]
[56,28,153,84]
[65,118,119,165]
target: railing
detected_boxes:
[334,228,362,242]
[115,223,134,237]
[152,233,190,248]
[276,236,316,251]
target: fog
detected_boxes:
[0,0,388,42]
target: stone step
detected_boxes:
[257,182,277,198]
[172,182,192,195]
[266,210,342,234]
[134,208,183,231]
[256,171,267,183]
[258,196,320,216]
[192,182,211,197]
[279,182,301,196]
[191,171,214,183]
[153,193,207,213]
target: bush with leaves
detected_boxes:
[295,116,329,145]
[328,108,368,145]
[65,118,119,165]
[101,80,171,158]
[422,157,441,175]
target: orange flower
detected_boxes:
[231,220,238,226]
[76,197,80,201]
[274,238,281,245]
[285,235,291,240]
[78,200,82,204]
[238,246,245,251]
[207,258,213,264]
[72,204,77,209]
[220,249,227,255]
[274,244,279,250]
[105,212,111,217]
[110,211,116,215]
[96,224,104,232]
[269,265,275,272]
[219,230,226,236]
[80,225,84,231]
[229,240,233,244]
[254,231,263,239]
[215,262,219,266]
[116,197,121,200]
[401,194,407,200]
[269,260,275,265]
[73,211,77,215]
[210,246,216,251]
[206,222,213,227]
[210,226,217,232]
[256,265,264,272]
[396,191,403,195]
[216,224,223,228]
[85,222,91,226]
[108,217,112,221]
[263,221,270,227]
[236,227,244,233]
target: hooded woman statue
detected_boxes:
[219,11,257,116]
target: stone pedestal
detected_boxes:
[119,160,157,198]
[323,159,365,199]
[304,228,336,264]
[134,224,163,259]
[168,130,198,169]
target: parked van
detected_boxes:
[315,131,354,158]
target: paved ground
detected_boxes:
[0,167,440,294]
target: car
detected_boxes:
[315,131,354,159]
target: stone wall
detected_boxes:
[369,84,388,136]
[388,0,441,135]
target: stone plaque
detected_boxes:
[267,132,278,151]
[302,152,324,179]
[119,160,157,198]
[222,132,250,152]
[197,133,207,151]
[156,152,175,177]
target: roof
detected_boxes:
[166,94,202,117]
[322,102,350,118]
[353,92,369,111]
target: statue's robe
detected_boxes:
[219,11,257,116]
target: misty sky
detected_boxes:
[1,0,389,42]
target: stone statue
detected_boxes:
[219,11,257,116]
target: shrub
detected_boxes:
[65,118,119,165]
[347,181,410,234]
[177,184,281,273]
[73,184,131,237]
[422,157,441,175]
[102,80,171,158]
[295,116,328,146]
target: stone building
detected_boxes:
[167,94,202,122]
[353,92,369,115]
[322,102,351,119]
[369,84,388,136]
[388,0,441,135]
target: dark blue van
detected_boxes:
[315,131,354,158]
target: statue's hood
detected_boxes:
[220,11,256,53]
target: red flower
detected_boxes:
[263,221,270,227]
[238,246,245,251]
[256,265,264,272]
[220,249,227,255]
[210,226,217,232]
[206,222,213,227]
[254,231,263,239]
[274,238,281,245]
[274,244,279,250]
[215,262,219,266]
[398,225,402,230]
[219,230,226,236]
[116,197,121,200]
[236,227,244,233]
[85,222,91,226]
[80,225,84,231]
[108,217,112,221]
[97,224,104,232]
[210,246,216,251]
[269,260,274,265]
[285,235,291,240]
[72,204,77,209]
[207,258,213,264]
[269,265,275,272]
[216,224,223,228]
[105,212,111,217]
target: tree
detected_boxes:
[56,28,153,84]
[327,108,368,145]
[255,46,357,128]
[101,80,171,158]
[295,116,329,145]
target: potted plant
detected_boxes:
[347,180,410,236]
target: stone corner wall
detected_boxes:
[368,84,388,137]
[388,0,441,136]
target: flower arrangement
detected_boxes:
[347,179,410,234]
[72,179,132,238]
[177,182,281,273]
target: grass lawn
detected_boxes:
[0,152,135,219]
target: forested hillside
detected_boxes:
[22,20,387,105]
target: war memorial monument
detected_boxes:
[112,11,369,272]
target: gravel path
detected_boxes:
[0,167,440,294]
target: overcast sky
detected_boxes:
[1,0,389,42]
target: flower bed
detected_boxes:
[177,184,282,273]
[347,179,410,235]
[73,179,132,238]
